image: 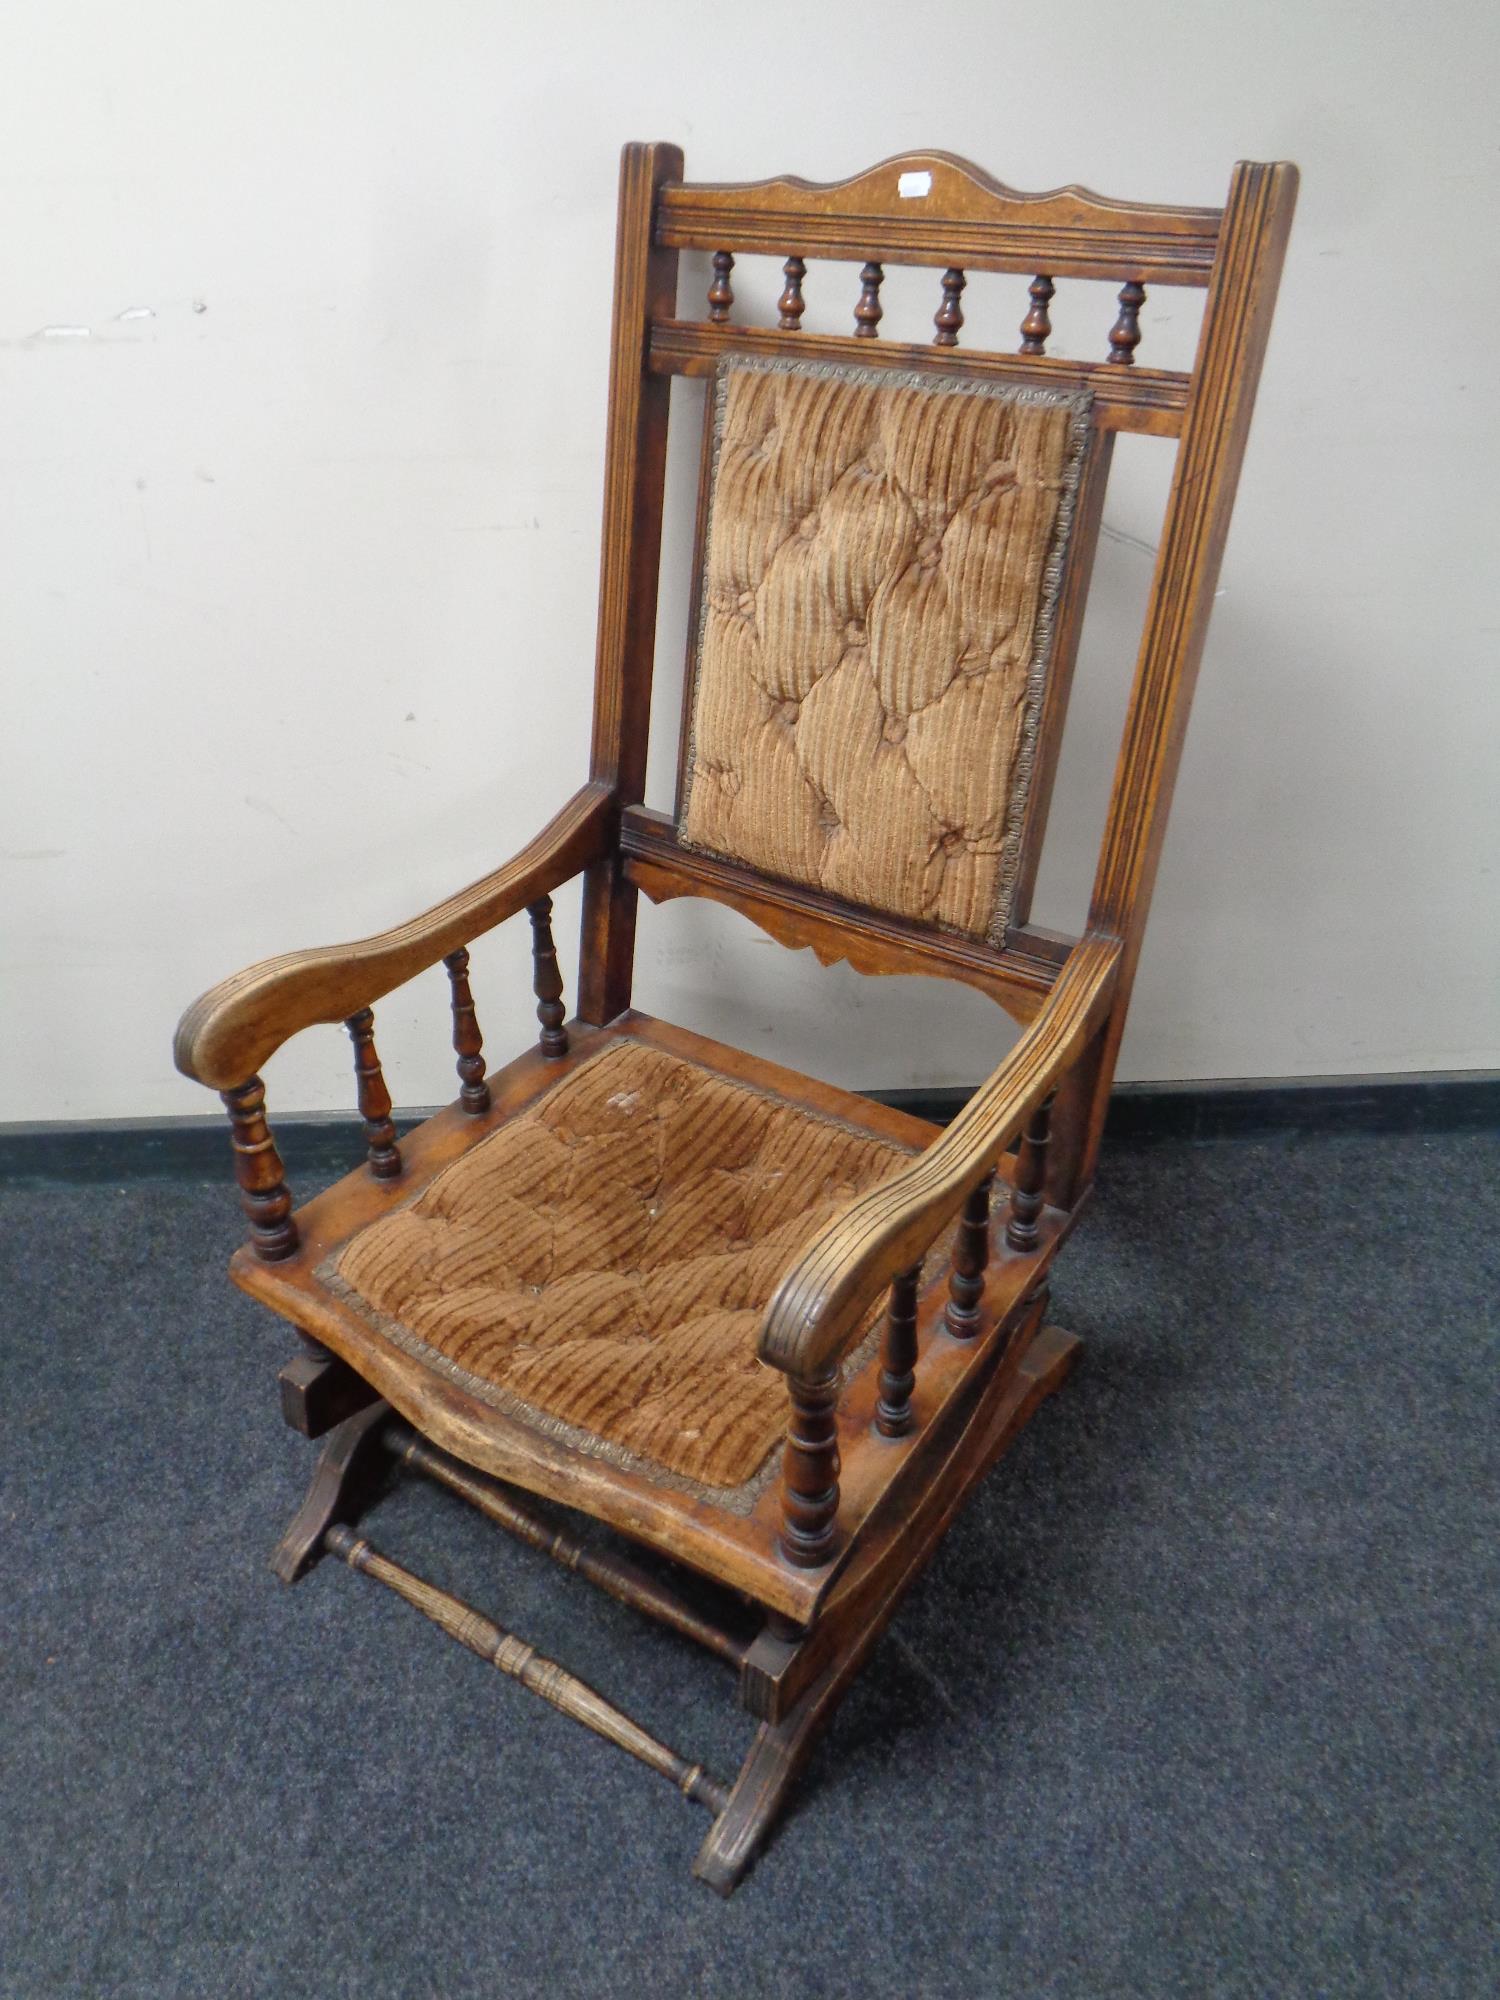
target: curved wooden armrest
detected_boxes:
[759,931,1122,1380]
[173,782,615,1090]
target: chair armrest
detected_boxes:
[758,932,1122,1379]
[173,781,615,1091]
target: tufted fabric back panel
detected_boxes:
[679,356,1093,944]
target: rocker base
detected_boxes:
[268,1316,1079,1894]
[695,1318,1078,1893]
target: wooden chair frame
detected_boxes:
[174,144,1297,1892]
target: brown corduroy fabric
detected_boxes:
[680,359,1090,942]
[330,1040,913,1492]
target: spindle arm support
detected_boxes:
[758,932,1122,1381]
[173,782,614,1092]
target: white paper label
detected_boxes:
[897,170,933,199]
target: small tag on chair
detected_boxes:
[898,170,933,198]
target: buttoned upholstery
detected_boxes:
[326,1038,914,1494]
[680,357,1092,943]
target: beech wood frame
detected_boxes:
[174,143,1297,1893]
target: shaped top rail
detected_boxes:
[655,151,1223,287]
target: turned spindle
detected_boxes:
[707,250,734,324]
[1108,279,1146,364]
[1005,1095,1054,1252]
[443,946,490,1114]
[777,255,807,330]
[779,1367,840,1568]
[854,260,884,337]
[875,1262,922,1438]
[389,1425,746,1665]
[345,1009,401,1178]
[945,1169,993,1338]
[527,896,569,1058]
[325,1527,730,1814]
[220,1077,299,1261]
[933,267,966,346]
[1019,273,1055,354]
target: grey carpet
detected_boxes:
[3,1129,1495,1998]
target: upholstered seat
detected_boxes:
[324,1036,913,1492]
[226,1011,974,1622]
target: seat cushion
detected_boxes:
[325,1037,915,1495]
[679,354,1093,944]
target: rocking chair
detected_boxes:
[173,144,1297,1893]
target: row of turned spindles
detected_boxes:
[706,249,1145,364]
[222,897,571,1262]
[780,1092,1055,1567]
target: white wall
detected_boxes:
[2,0,1496,1123]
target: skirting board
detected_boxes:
[0,1070,1494,1188]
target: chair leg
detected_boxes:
[697,1314,1080,1894]
[693,1658,848,1895]
[278,1346,381,1438]
[270,1399,391,1584]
